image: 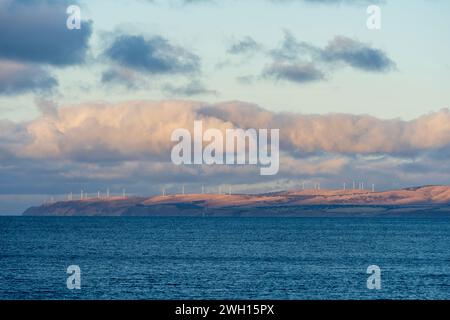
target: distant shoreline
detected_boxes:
[23,185,450,217]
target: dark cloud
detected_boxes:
[256,32,395,84]
[322,36,395,72]
[270,32,394,72]
[101,69,129,85]
[104,34,200,75]
[264,62,325,83]
[227,36,262,55]
[101,67,142,89]
[0,60,57,95]
[0,0,93,66]
[264,31,323,83]
[270,30,321,61]
[0,119,30,150]
[163,80,218,96]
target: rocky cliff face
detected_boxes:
[23,186,450,217]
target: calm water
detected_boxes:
[0,216,449,300]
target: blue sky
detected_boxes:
[1,0,450,121]
[0,0,450,213]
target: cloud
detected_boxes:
[322,36,395,72]
[1,100,450,212]
[259,32,395,84]
[0,0,91,94]
[104,34,200,75]
[35,98,59,118]
[101,66,144,89]
[264,62,325,83]
[163,80,218,96]
[227,36,262,55]
[0,0,93,66]
[0,60,57,95]
[3,100,450,160]
[236,75,256,84]
[270,30,321,61]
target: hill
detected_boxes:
[23,185,450,217]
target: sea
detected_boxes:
[0,216,449,300]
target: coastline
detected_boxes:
[23,185,450,217]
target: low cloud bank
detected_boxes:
[1,100,449,206]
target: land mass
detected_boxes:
[23,185,450,217]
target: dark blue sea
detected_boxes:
[0,217,449,300]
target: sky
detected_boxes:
[0,0,449,214]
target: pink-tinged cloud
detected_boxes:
[1,100,450,206]
[3,100,449,160]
